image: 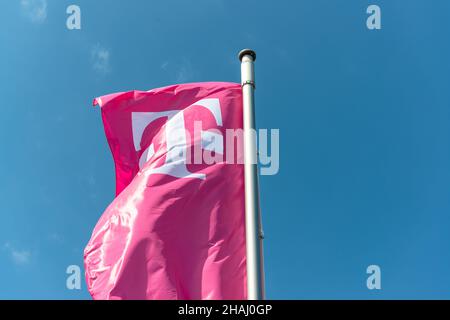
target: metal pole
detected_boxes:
[239,49,265,300]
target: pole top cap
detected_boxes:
[239,49,256,62]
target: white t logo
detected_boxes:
[132,98,223,179]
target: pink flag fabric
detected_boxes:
[84,82,246,299]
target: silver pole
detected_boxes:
[239,49,265,300]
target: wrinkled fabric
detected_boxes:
[84,82,246,300]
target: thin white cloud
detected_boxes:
[160,61,169,70]
[20,0,47,24]
[175,58,194,83]
[4,243,31,265]
[160,58,197,83]
[87,175,96,186]
[48,233,64,244]
[91,44,111,74]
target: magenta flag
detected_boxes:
[84,82,246,299]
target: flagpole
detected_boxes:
[239,49,265,300]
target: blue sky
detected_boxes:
[1,0,450,299]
